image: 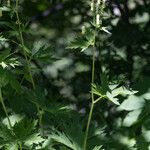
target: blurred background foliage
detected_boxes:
[0,0,150,149]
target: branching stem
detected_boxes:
[15,0,43,137]
[15,0,35,89]
[83,0,104,149]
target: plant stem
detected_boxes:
[15,0,43,137]
[84,0,101,149]
[15,0,35,89]
[83,37,96,150]
[18,142,22,150]
[83,101,94,150]
[39,109,44,136]
[0,88,12,130]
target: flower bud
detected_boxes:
[96,14,100,26]
[91,2,94,11]
[82,25,86,34]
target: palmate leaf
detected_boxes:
[5,143,18,150]
[0,6,11,12]
[92,73,137,105]
[111,86,138,97]
[26,88,70,115]
[100,73,111,94]
[0,68,21,92]
[13,119,37,139]
[91,84,103,97]
[50,129,82,150]
[67,36,91,52]
[0,50,21,69]
[0,124,14,145]
[91,73,111,97]
[106,92,120,105]
[0,58,20,69]
[47,116,106,150]
[31,41,57,63]
[0,118,45,149]
[67,27,95,52]
[0,35,8,42]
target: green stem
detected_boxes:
[18,142,22,150]
[83,102,94,150]
[0,88,12,130]
[83,36,96,150]
[83,0,99,148]
[15,0,35,89]
[39,109,44,136]
[37,105,45,136]
[15,0,43,137]
[94,96,103,104]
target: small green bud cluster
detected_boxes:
[91,0,106,27]
[7,0,11,7]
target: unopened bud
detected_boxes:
[7,0,10,7]
[91,2,94,11]
[96,14,100,26]
[97,0,101,5]
[82,25,86,34]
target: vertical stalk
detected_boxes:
[15,0,43,136]
[18,142,22,150]
[83,43,96,150]
[84,0,103,149]
[37,106,44,136]
[0,88,12,130]
[15,0,35,89]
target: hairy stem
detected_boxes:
[0,88,12,130]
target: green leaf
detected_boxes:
[91,84,103,97]
[100,73,111,94]
[93,145,103,150]
[118,95,144,111]
[101,27,111,34]
[112,86,138,97]
[5,143,18,150]
[0,118,44,149]
[122,109,142,127]
[0,69,9,88]
[0,50,21,69]
[50,129,82,150]
[67,27,95,52]
[31,41,57,63]
[0,68,21,92]
[24,133,45,148]
[13,118,37,139]
[106,92,120,105]
[0,6,11,11]
[0,35,8,42]
[67,36,90,52]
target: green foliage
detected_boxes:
[0,0,149,149]
[0,118,44,149]
[67,28,95,52]
[92,73,138,105]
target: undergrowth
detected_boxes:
[0,0,146,150]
